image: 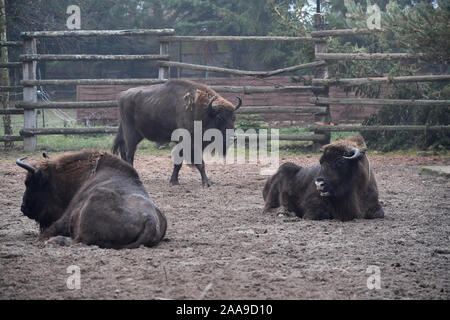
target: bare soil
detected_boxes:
[0,152,449,300]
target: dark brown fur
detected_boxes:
[112,79,240,186]
[263,135,384,221]
[19,150,167,249]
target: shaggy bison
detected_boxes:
[263,135,384,221]
[16,150,167,249]
[112,79,241,187]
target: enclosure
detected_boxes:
[1,0,449,301]
[0,152,449,299]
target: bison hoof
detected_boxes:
[170,180,180,186]
[44,236,72,247]
[367,208,385,219]
[202,180,211,187]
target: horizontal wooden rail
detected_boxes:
[21,29,175,39]
[159,35,317,42]
[211,85,323,94]
[17,101,117,109]
[20,127,119,136]
[0,135,23,142]
[19,127,326,142]
[16,101,326,113]
[20,54,169,62]
[316,53,422,60]
[0,109,24,115]
[307,125,450,132]
[236,106,327,114]
[0,41,23,47]
[312,74,450,86]
[236,134,327,142]
[21,78,167,86]
[0,86,23,92]
[0,62,21,68]
[310,97,450,106]
[158,60,325,78]
[311,28,384,37]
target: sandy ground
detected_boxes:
[0,151,449,300]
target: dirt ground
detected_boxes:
[0,151,449,300]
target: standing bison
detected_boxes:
[112,79,241,187]
[263,135,384,221]
[16,150,167,249]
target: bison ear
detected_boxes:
[42,152,50,159]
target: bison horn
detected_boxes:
[16,157,36,174]
[343,148,361,160]
[207,95,217,116]
[234,97,242,111]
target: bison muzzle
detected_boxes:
[17,150,167,249]
[263,135,385,221]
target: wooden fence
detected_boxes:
[1,19,450,151]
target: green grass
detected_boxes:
[3,112,448,157]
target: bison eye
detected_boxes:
[334,158,346,168]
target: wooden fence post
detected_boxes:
[158,40,169,80]
[22,37,37,152]
[312,12,331,152]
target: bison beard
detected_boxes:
[112,79,241,187]
[262,135,385,221]
[16,151,167,249]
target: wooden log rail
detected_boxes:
[16,102,326,114]
[236,106,327,114]
[311,28,384,37]
[0,109,23,115]
[309,97,450,107]
[0,86,22,92]
[0,62,21,68]
[159,35,318,42]
[0,135,23,142]
[17,101,118,109]
[316,53,423,60]
[158,60,326,78]
[312,75,450,86]
[211,85,325,94]
[0,41,23,47]
[19,127,327,142]
[235,134,327,142]
[21,78,167,86]
[20,127,119,136]
[21,29,175,39]
[307,125,450,132]
[20,54,169,62]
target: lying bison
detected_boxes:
[112,79,241,187]
[16,150,167,249]
[263,135,384,221]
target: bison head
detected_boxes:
[200,91,241,156]
[315,143,366,199]
[16,155,59,229]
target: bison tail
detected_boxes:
[112,123,126,160]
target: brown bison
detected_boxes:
[112,79,241,187]
[16,150,167,249]
[263,135,384,221]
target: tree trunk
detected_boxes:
[0,0,12,148]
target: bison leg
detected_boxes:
[124,132,143,165]
[195,161,211,187]
[169,163,182,185]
